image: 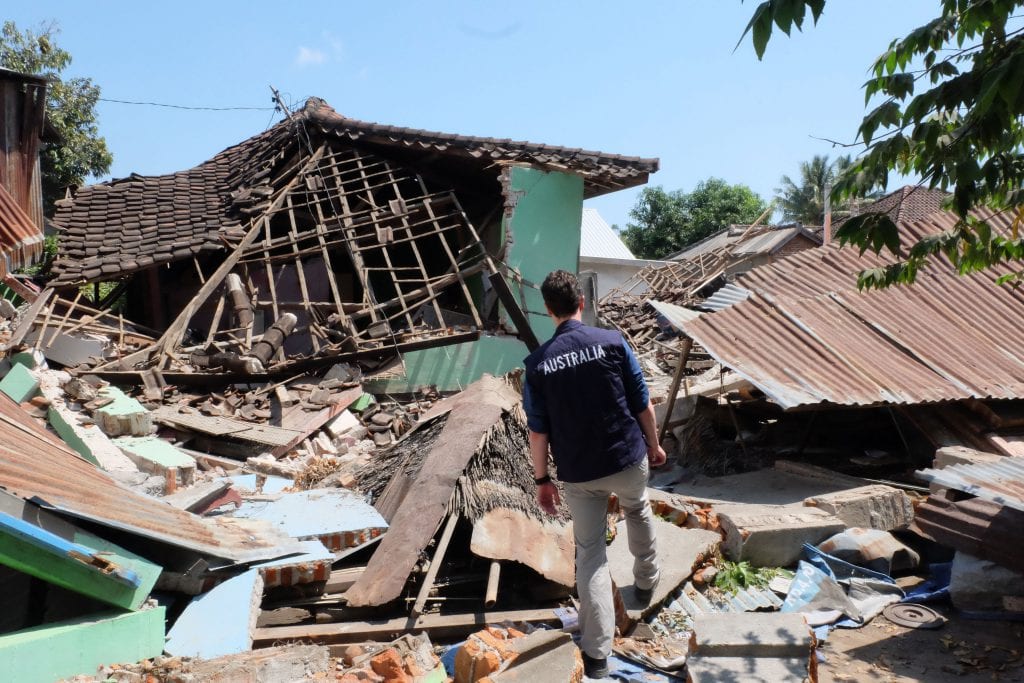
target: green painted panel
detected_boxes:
[0,515,161,611]
[366,336,529,394]
[114,435,196,469]
[501,166,583,341]
[0,362,39,403]
[0,607,166,683]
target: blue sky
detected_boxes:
[9,1,934,229]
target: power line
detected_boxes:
[99,97,276,112]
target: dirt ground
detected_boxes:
[819,605,1024,683]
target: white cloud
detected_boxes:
[294,46,328,67]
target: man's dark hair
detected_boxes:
[541,270,583,317]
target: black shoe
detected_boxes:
[582,653,609,679]
[634,575,659,605]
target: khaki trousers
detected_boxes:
[562,459,659,659]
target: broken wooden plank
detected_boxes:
[410,510,458,618]
[252,608,562,646]
[152,406,304,447]
[488,272,540,351]
[344,376,518,608]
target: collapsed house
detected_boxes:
[37,97,657,393]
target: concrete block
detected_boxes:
[686,656,812,683]
[114,435,196,485]
[950,551,1024,613]
[166,569,264,659]
[804,485,913,531]
[324,410,361,439]
[10,349,46,369]
[690,612,813,658]
[0,607,165,683]
[488,630,583,682]
[0,362,39,403]
[716,504,846,567]
[609,518,721,620]
[934,445,1005,469]
[168,644,331,683]
[94,385,153,437]
[36,370,138,472]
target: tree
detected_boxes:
[776,154,851,224]
[0,21,111,212]
[742,1,1024,288]
[621,179,767,259]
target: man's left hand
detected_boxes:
[647,443,667,467]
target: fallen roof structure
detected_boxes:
[0,391,304,562]
[682,209,1024,409]
[39,98,657,389]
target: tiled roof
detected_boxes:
[841,185,950,227]
[0,184,43,277]
[51,124,289,285]
[732,226,821,256]
[580,208,635,260]
[301,99,658,196]
[683,209,1024,409]
[51,98,657,285]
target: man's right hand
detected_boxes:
[537,481,561,516]
[647,443,667,468]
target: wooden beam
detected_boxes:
[658,338,693,444]
[410,510,458,618]
[253,608,562,646]
[488,272,540,351]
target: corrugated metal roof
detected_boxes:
[673,581,783,617]
[696,283,751,312]
[916,458,1024,512]
[683,210,1024,409]
[0,393,304,562]
[647,298,702,332]
[580,208,635,260]
[0,185,43,277]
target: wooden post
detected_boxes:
[484,561,501,608]
[488,272,540,351]
[410,511,458,618]
[658,338,694,445]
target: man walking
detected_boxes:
[523,270,665,680]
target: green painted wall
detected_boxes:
[0,607,166,683]
[366,335,528,394]
[500,166,584,341]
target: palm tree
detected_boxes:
[775,155,851,225]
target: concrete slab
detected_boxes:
[227,473,292,494]
[0,362,38,403]
[934,445,1005,469]
[114,435,196,484]
[25,329,106,368]
[608,518,720,620]
[175,644,331,683]
[490,630,583,682]
[690,612,812,657]
[685,655,812,682]
[166,569,264,659]
[232,488,388,551]
[672,468,851,506]
[804,485,913,531]
[716,504,845,568]
[0,607,165,683]
[94,385,153,437]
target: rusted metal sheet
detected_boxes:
[0,393,304,562]
[647,298,701,332]
[916,458,1024,512]
[0,69,47,230]
[683,210,1024,409]
[0,185,43,276]
[914,494,1024,574]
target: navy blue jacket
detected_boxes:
[523,319,649,483]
